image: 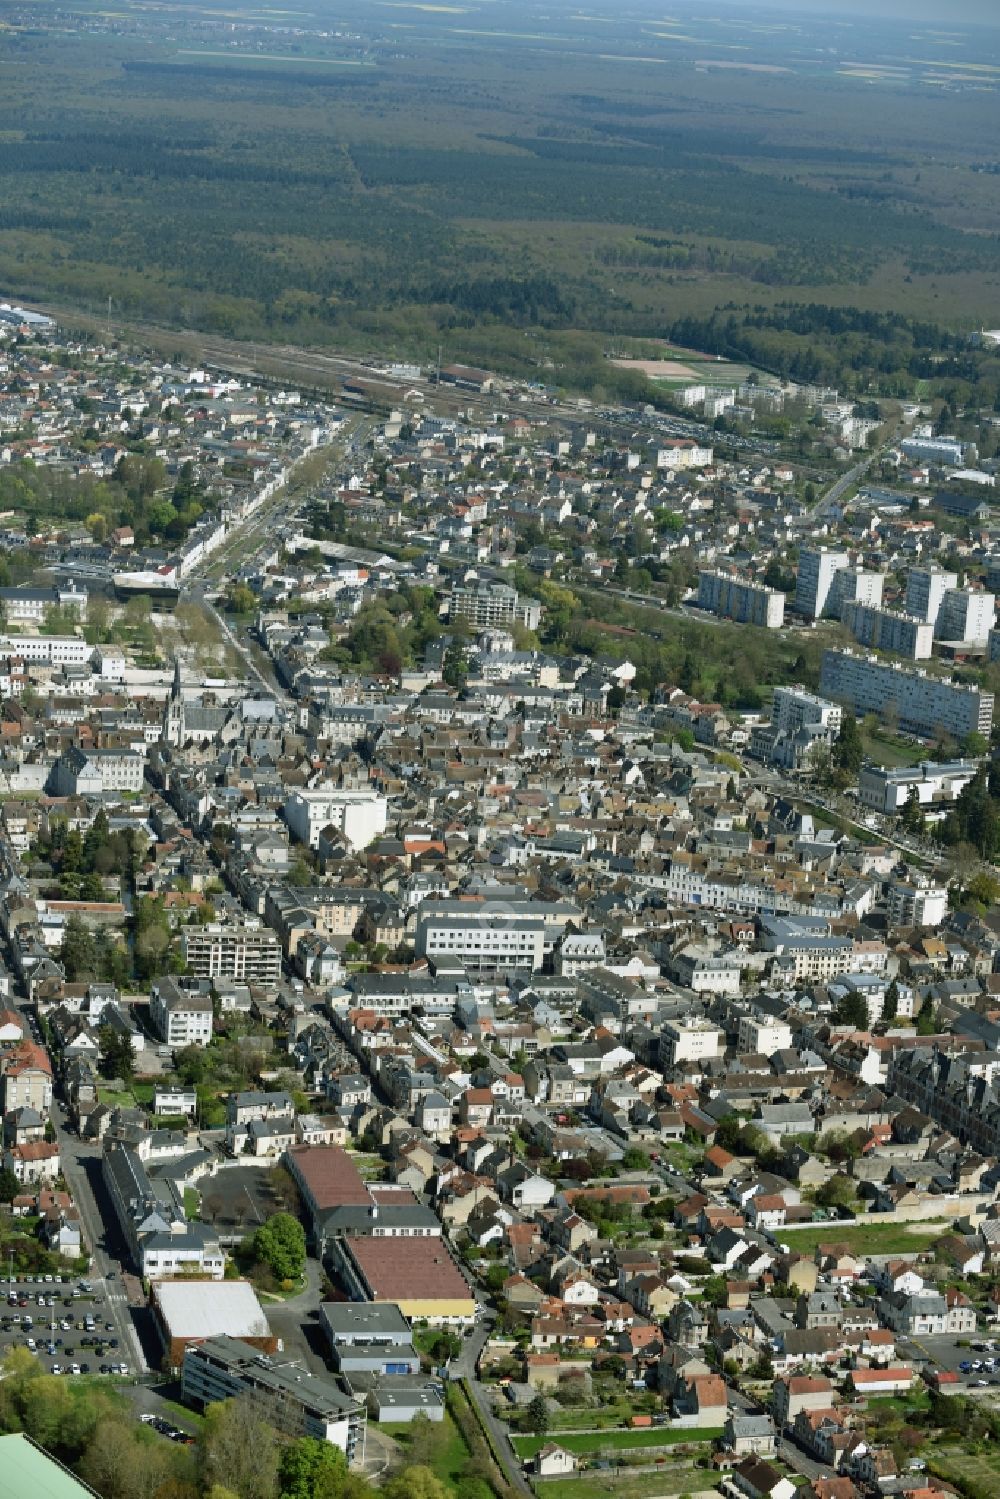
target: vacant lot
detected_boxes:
[514,1429,721,1459]
[536,1471,720,1499]
[779,1220,950,1259]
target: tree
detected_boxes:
[621,1147,649,1171]
[98,1026,135,1083]
[881,980,900,1023]
[383,1470,449,1499]
[916,994,937,1036]
[526,1394,550,1435]
[962,731,989,757]
[0,1167,19,1202]
[966,871,1000,908]
[899,787,924,834]
[200,1397,279,1499]
[834,991,869,1030]
[278,1439,348,1499]
[60,915,98,982]
[702,1275,728,1307]
[815,1173,857,1212]
[225,582,256,616]
[833,714,864,775]
[442,642,468,690]
[252,1211,306,1283]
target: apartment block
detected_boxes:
[794,548,849,619]
[771,686,842,737]
[819,649,993,740]
[935,589,995,645]
[840,602,934,661]
[905,568,958,626]
[659,1019,724,1066]
[149,977,214,1048]
[885,879,948,929]
[182,921,282,988]
[450,579,541,631]
[283,789,388,852]
[696,571,785,629]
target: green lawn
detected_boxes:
[378,1409,471,1489]
[779,1220,950,1258]
[861,728,926,768]
[536,1469,719,1499]
[183,1188,199,1219]
[514,1429,722,1458]
[98,1086,137,1109]
[526,1398,661,1433]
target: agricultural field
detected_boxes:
[0,0,997,390]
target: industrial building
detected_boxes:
[151,1278,275,1368]
[331,1235,477,1325]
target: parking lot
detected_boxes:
[0,1273,133,1377]
[899,1332,1000,1388]
[197,1164,296,1240]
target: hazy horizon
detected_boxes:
[717,0,1000,25]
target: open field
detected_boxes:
[513,1429,722,1459]
[535,1472,720,1499]
[779,1220,951,1258]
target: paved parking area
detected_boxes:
[898,1332,1000,1388]
[0,1273,133,1377]
[197,1164,291,1236]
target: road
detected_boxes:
[728,1385,834,1483]
[448,1307,533,1495]
[47,1100,147,1373]
[179,411,375,697]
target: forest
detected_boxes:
[0,0,996,382]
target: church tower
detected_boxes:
[162,657,186,748]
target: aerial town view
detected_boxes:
[3,0,1000,1497]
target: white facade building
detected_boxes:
[0,634,91,666]
[841,602,934,661]
[935,589,995,645]
[149,978,214,1048]
[905,568,958,626]
[794,548,849,619]
[283,788,388,851]
[819,649,993,741]
[886,880,948,929]
[772,686,842,736]
[858,760,979,815]
[738,1016,793,1055]
[697,571,785,629]
[660,1018,724,1066]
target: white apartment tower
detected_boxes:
[905,568,958,627]
[935,589,995,645]
[795,548,850,618]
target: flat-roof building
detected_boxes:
[332,1235,477,1326]
[182,1335,366,1462]
[151,1277,276,1368]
